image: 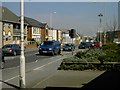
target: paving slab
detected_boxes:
[34,70,104,88]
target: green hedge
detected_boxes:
[58,43,120,71]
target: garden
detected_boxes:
[58,43,120,71]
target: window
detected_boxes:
[8,23,11,28]
[8,36,11,40]
[3,36,6,40]
[3,31,6,40]
[3,23,5,30]
[8,31,11,40]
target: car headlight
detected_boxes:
[49,48,52,50]
[39,48,42,50]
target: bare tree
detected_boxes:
[105,17,118,42]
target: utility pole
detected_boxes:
[98,13,103,47]
[19,0,25,88]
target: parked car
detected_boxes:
[0,47,2,59]
[78,42,91,49]
[39,40,61,55]
[91,42,100,47]
[2,44,21,56]
[63,43,75,51]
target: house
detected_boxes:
[57,29,63,43]
[0,6,27,45]
[25,17,43,44]
[40,23,49,42]
[47,28,63,43]
[61,29,81,45]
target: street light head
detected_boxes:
[98,13,103,17]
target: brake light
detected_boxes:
[9,48,12,52]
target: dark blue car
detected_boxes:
[39,40,61,55]
[63,43,75,51]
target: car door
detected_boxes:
[16,44,21,54]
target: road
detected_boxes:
[1,48,80,89]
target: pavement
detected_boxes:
[33,70,120,90]
[33,70,104,89]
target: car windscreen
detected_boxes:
[80,42,86,45]
[3,45,13,48]
[43,41,54,46]
[65,44,71,46]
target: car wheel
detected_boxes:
[13,51,17,56]
[58,49,61,54]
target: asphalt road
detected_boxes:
[2,49,52,69]
[1,48,80,89]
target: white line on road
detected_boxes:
[0,75,19,85]
[1,56,65,84]
[33,57,64,71]
[5,75,19,82]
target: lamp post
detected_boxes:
[20,0,25,88]
[98,13,103,47]
[50,12,56,40]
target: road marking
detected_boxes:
[4,75,19,82]
[0,75,19,85]
[1,55,66,86]
[33,57,64,71]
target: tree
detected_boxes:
[105,17,118,43]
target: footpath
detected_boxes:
[33,70,120,90]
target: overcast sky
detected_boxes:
[2,1,118,36]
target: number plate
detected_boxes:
[43,51,47,53]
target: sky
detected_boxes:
[1,1,119,36]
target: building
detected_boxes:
[25,17,43,44]
[0,6,27,45]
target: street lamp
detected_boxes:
[50,12,56,40]
[20,0,25,88]
[98,13,103,47]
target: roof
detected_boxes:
[24,17,44,27]
[0,6,19,23]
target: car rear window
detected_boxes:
[43,41,54,46]
[3,45,13,48]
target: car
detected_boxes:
[91,42,100,47]
[39,40,61,55]
[2,44,21,56]
[78,42,91,49]
[0,47,2,59]
[62,43,75,51]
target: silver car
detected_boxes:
[2,44,21,56]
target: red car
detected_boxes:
[91,42,100,47]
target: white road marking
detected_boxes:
[5,75,19,82]
[0,75,19,85]
[1,56,65,86]
[33,57,63,71]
